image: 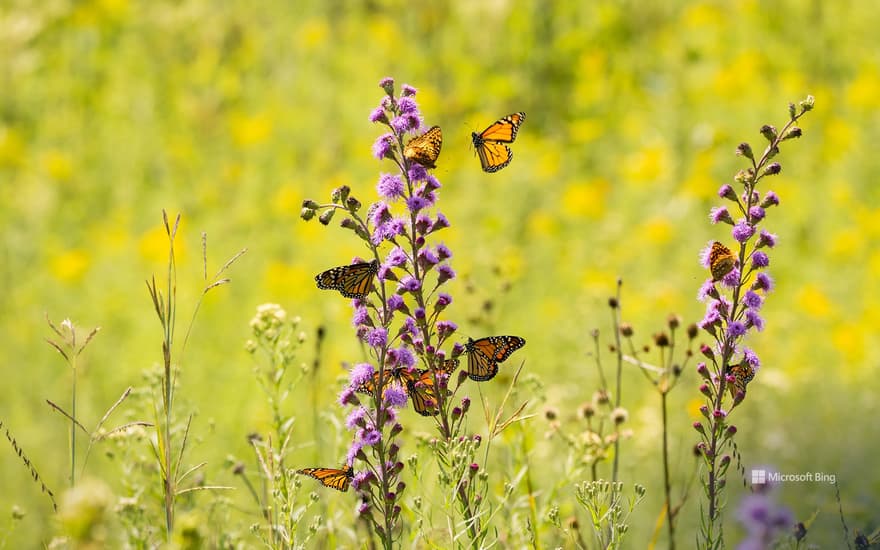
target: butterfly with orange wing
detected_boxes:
[406,359,460,416]
[296,465,354,492]
[355,366,419,397]
[726,362,756,400]
[315,260,379,299]
[404,126,442,169]
[464,336,526,381]
[471,112,526,173]
[708,242,736,282]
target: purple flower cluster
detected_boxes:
[735,489,795,550]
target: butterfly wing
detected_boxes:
[726,363,756,399]
[404,126,442,169]
[315,260,379,299]
[355,367,416,398]
[708,242,736,281]
[471,112,526,173]
[406,359,460,416]
[465,336,526,381]
[297,465,353,492]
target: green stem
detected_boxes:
[70,358,77,487]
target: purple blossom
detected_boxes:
[699,241,715,268]
[745,309,764,331]
[397,96,419,115]
[377,173,405,201]
[710,206,733,225]
[386,247,408,267]
[698,279,718,302]
[424,175,441,192]
[369,107,388,124]
[727,321,747,339]
[372,133,394,160]
[408,163,428,182]
[402,317,418,337]
[699,309,721,329]
[350,363,376,387]
[390,115,411,134]
[401,84,417,96]
[386,294,405,312]
[362,429,382,446]
[417,248,439,267]
[370,201,392,228]
[346,439,364,465]
[721,267,740,289]
[743,290,763,310]
[736,493,794,547]
[437,264,456,284]
[414,307,426,320]
[377,264,391,281]
[437,320,458,338]
[761,191,780,208]
[757,230,777,249]
[718,184,737,200]
[390,347,416,368]
[748,206,765,221]
[384,385,408,408]
[398,275,421,292]
[346,407,368,429]
[452,342,465,356]
[751,251,769,269]
[753,272,774,293]
[338,387,358,406]
[436,293,452,307]
[352,306,371,327]
[742,348,761,370]
[353,471,373,492]
[406,195,431,213]
[415,213,431,234]
[367,327,388,347]
[379,77,394,91]
[732,220,755,243]
[432,213,451,232]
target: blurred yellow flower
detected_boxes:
[561,178,608,219]
[686,397,704,421]
[526,209,559,238]
[50,249,90,282]
[139,223,186,266]
[846,68,880,109]
[712,51,768,100]
[795,284,834,319]
[831,322,865,365]
[230,112,273,148]
[829,227,864,260]
[622,143,669,185]
[569,118,604,145]
[681,151,718,200]
[265,261,311,299]
[43,150,74,182]
[368,17,401,53]
[298,18,329,50]
[638,216,673,245]
[0,127,25,168]
[823,117,855,160]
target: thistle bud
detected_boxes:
[318,210,335,226]
[781,127,802,141]
[300,208,316,221]
[331,185,351,203]
[762,162,781,177]
[760,124,777,141]
[798,95,815,112]
[346,196,361,212]
[735,142,753,160]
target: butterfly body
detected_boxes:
[464,335,526,381]
[726,362,756,399]
[297,465,354,492]
[472,112,526,172]
[708,241,736,281]
[315,260,379,299]
[404,126,442,169]
[355,366,418,397]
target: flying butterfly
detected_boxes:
[404,125,442,169]
[406,359,460,416]
[708,241,737,282]
[471,112,526,173]
[315,260,379,299]
[464,336,526,381]
[296,465,354,492]
[726,362,756,400]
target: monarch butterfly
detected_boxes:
[464,336,526,381]
[726,362,755,399]
[708,241,737,282]
[315,260,379,299]
[471,112,526,173]
[404,126,442,169]
[355,366,419,397]
[406,359,460,416]
[296,465,354,492]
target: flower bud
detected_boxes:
[346,196,361,212]
[781,126,802,141]
[798,95,815,112]
[300,208,316,221]
[762,162,781,176]
[735,142,753,160]
[318,210,335,225]
[760,124,777,141]
[332,185,351,203]
[620,323,633,337]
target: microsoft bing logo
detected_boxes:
[751,469,767,485]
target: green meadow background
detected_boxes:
[2,0,878,546]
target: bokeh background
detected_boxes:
[2,0,878,546]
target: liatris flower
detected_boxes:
[695,97,813,548]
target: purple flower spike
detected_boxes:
[742,348,761,369]
[720,268,740,289]
[363,429,382,446]
[406,195,431,213]
[710,206,734,225]
[761,191,780,208]
[437,264,456,284]
[367,327,388,348]
[398,96,419,115]
[346,407,368,429]
[743,290,763,310]
[756,230,777,249]
[386,247,408,267]
[745,309,764,331]
[697,279,718,302]
[398,275,421,293]
[369,107,388,124]
[718,184,737,201]
[408,163,428,183]
[753,272,774,293]
[432,213,451,232]
[401,84,417,96]
[437,293,452,307]
[748,206,765,221]
[437,320,458,338]
[732,220,755,243]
